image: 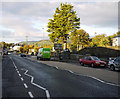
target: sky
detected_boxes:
[0,0,119,43]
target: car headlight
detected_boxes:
[96,62,100,64]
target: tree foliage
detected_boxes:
[70,29,90,49]
[117,31,120,36]
[47,3,80,43]
[90,34,109,47]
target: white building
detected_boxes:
[113,35,120,46]
[13,46,21,51]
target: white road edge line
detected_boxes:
[28,92,34,98]
[24,83,28,88]
[23,69,50,99]
[67,69,120,87]
[55,66,58,69]
[60,68,120,87]
[25,57,120,87]
[68,70,74,73]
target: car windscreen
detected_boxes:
[115,57,120,62]
[91,56,100,61]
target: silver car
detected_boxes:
[108,57,120,71]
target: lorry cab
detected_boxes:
[37,48,51,60]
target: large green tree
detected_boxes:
[47,3,80,46]
[70,29,90,50]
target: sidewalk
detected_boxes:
[27,56,119,86]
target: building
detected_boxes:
[13,46,21,51]
[113,35,120,46]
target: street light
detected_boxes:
[77,34,80,51]
[42,28,44,48]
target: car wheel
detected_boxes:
[91,63,95,68]
[110,65,115,71]
[80,62,84,66]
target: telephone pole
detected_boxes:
[26,36,28,54]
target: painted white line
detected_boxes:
[46,90,50,99]
[22,69,50,99]
[32,82,46,90]
[17,71,20,74]
[55,66,58,69]
[28,92,34,98]
[18,73,21,77]
[68,70,74,73]
[62,69,120,87]
[16,68,18,71]
[24,83,28,88]
[21,77,24,81]
[76,73,120,87]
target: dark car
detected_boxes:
[108,57,120,71]
[79,56,106,67]
[20,53,26,57]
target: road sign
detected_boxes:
[54,43,62,50]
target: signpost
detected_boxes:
[54,43,62,50]
[54,43,63,60]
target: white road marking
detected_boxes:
[46,90,50,99]
[68,70,74,73]
[76,73,120,87]
[24,83,28,88]
[21,77,24,81]
[22,69,50,99]
[62,68,120,87]
[18,73,21,77]
[28,92,34,98]
[17,71,19,74]
[55,66,58,69]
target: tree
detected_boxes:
[70,29,90,50]
[117,31,120,36]
[90,34,109,47]
[47,3,80,49]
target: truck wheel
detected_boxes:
[80,62,84,66]
[91,63,95,68]
[110,65,115,71]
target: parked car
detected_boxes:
[20,53,26,57]
[108,57,120,71]
[79,56,106,67]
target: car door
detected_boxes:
[83,57,87,64]
[86,57,92,65]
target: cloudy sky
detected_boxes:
[0,0,119,43]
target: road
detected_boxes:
[2,54,120,98]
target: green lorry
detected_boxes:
[37,48,51,60]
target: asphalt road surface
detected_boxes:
[2,54,120,99]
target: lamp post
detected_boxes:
[77,34,80,51]
[42,28,44,48]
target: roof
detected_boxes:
[113,35,120,38]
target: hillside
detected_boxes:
[33,40,53,47]
[19,41,38,45]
